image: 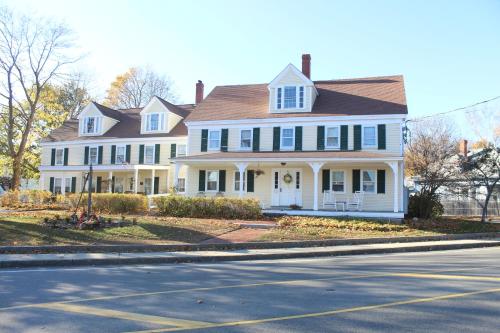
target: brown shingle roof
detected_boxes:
[186,75,407,122]
[175,151,402,161]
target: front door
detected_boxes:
[272,168,302,207]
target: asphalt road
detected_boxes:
[1,248,499,333]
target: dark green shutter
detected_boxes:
[125,145,131,163]
[49,177,54,193]
[154,177,159,194]
[51,148,56,166]
[322,169,330,192]
[317,126,325,150]
[252,128,260,152]
[247,170,255,192]
[221,129,228,152]
[353,125,362,151]
[71,177,76,193]
[84,146,89,165]
[110,145,116,164]
[170,143,177,158]
[63,148,69,166]
[155,144,160,164]
[218,170,226,192]
[377,170,386,193]
[340,125,348,151]
[352,169,361,193]
[96,176,102,193]
[294,126,303,151]
[98,146,103,164]
[111,176,115,193]
[139,145,144,164]
[378,124,386,150]
[273,127,280,151]
[198,170,206,191]
[201,129,208,152]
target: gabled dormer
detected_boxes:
[140,96,188,134]
[77,102,121,136]
[268,55,318,114]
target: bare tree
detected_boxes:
[0,7,77,189]
[104,66,177,109]
[59,72,93,119]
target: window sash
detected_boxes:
[177,144,187,156]
[331,171,345,192]
[281,128,294,148]
[116,146,126,163]
[363,126,376,146]
[240,130,252,149]
[55,149,64,165]
[206,170,219,191]
[208,130,221,150]
[145,146,155,164]
[284,86,297,109]
[64,177,71,193]
[362,170,376,193]
[89,147,98,164]
[325,127,340,148]
[299,86,304,108]
[234,171,246,191]
[277,88,282,109]
[177,178,186,192]
[54,178,62,194]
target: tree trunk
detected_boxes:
[11,155,22,190]
[481,190,493,223]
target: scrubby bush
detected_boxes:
[154,195,262,220]
[67,193,148,214]
[0,190,53,208]
[277,216,407,232]
[408,192,444,219]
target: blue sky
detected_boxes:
[3,0,500,124]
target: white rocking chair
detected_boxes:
[347,191,364,211]
[322,190,338,210]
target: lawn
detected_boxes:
[0,211,239,246]
[257,216,500,241]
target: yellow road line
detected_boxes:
[128,287,500,333]
[392,273,500,282]
[0,265,496,312]
[34,303,210,328]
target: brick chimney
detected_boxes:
[302,54,311,79]
[195,80,204,104]
[459,139,468,157]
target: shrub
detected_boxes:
[0,190,53,208]
[67,193,148,214]
[408,192,444,219]
[154,195,262,220]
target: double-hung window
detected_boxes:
[325,126,340,149]
[177,144,187,156]
[83,117,100,134]
[362,170,376,193]
[331,171,345,192]
[284,86,297,109]
[208,130,221,150]
[55,148,64,165]
[54,178,62,194]
[177,178,186,192]
[146,113,165,131]
[281,128,294,149]
[206,170,219,191]
[363,126,377,147]
[89,146,98,165]
[64,177,72,193]
[234,171,246,191]
[144,145,155,164]
[276,86,305,110]
[240,129,252,150]
[116,145,126,163]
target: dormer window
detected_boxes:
[83,116,100,134]
[276,86,305,110]
[145,113,165,132]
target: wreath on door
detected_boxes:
[283,172,293,184]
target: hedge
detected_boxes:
[0,190,54,207]
[67,193,148,214]
[154,195,262,220]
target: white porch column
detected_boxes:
[134,168,139,194]
[386,161,399,213]
[234,162,248,198]
[108,171,113,193]
[151,169,156,194]
[308,162,324,211]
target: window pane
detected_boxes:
[177,144,186,156]
[149,114,159,131]
[331,171,344,192]
[234,171,246,191]
[277,88,282,109]
[326,127,339,147]
[145,146,154,164]
[177,178,185,192]
[281,128,294,147]
[363,170,375,182]
[54,178,62,193]
[363,127,376,146]
[209,131,220,149]
[65,178,71,193]
[116,146,125,163]
[299,86,304,108]
[89,147,98,164]
[240,130,252,148]
[207,171,218,191]
[362,170,376,193]
[55,149,64,165]
[86,117,95,133]
[284,86,296,108]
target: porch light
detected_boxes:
[281,162,286,166]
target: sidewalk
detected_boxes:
[1,238,499,269]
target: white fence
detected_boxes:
[440,197,500,216]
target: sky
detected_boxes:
[2,0,500,133]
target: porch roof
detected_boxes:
[174,151,403,163]
[39,164,170,172]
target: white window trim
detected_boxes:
[233,171,246,192]
[276,85,305,110]
[176,144,187,157]
[280,127,295,150]
[361,169,377,194]
[115,145,126,164]
[82,116,101,135]
[55,148,65,166]
[330,170,346,193]
[64,177,72,193]
[208,129,221,151]
[325,126,341,150]
[54,177,63,194]
[144,112,166,132]
[144,145,156,165]
[88,145,99,165]
[177,178,186,193]
[205,170,219,192]
[362,125,378,148]
[239,128,253,150]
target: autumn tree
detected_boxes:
[0,7,77,189]
[104,67,176,109]
[58,72,93,119]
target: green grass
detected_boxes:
[257,216,500,242]
[0,211,239,246]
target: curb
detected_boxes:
[1,240,499,269]
[1,232,500,255]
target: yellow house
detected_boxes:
[40,54,407,218]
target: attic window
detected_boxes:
[83,117,100,134]
[276,86,304,110]
[284,86,296,108]
[146,113,165,132]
